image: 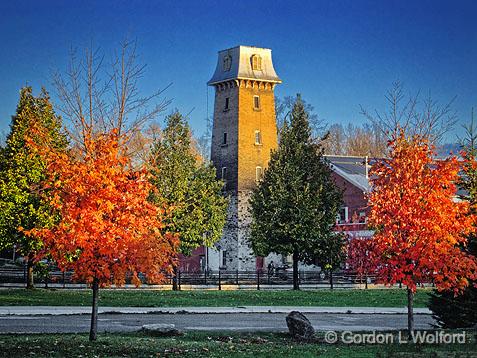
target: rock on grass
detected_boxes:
[141,324,182,337]
[286,311,315,341]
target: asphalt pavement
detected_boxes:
[0,306,435,334]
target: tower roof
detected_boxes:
[208,45,282,86]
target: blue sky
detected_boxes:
[0,0,476,143]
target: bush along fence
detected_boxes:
[0,263,379,289]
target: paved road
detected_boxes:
[0,313,435,333]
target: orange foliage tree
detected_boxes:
[26,129,178,341]
[368,131,477,337]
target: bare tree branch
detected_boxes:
[275,95,327,140]
[52,38,172,154]
[321,122,387,157]
[360,81,457,145]
[458,108,477,155]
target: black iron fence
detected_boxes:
[0,264,377,289]
[174,269,376,290]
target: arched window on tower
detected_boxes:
[251,55,262,71]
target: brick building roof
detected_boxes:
[325,155,371,193]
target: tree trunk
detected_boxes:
[172,265,179,291]
[26,254,34,289]
[292,250,299,290]
[329,269,334,290]
[407,288,414,340]
[89,278,99,341]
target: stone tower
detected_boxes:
[208,46,282,270]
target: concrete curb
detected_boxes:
[0,306,432,316]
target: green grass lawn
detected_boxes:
[0,288,431,307]
[0,331,475,357]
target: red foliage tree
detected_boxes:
[346,237,376,288]
[368,131,477,337]
[27,130,178,340]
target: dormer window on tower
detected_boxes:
[223,55,232,71]
[251,54,262,71]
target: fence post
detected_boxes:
[218,270,222,291]
[236,270,239,286]
[330,270,334,290]
[204,269,207,285]
[178,270,182,291]
[23,263,27,288]
[256,270,260,290]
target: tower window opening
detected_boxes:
[223,132,227,145]
[224,97,229,110]
[253,95,260,110]
[221,167,227,180]
[251,55,262,70]
[255,130,262,145]
[256,166,263,181]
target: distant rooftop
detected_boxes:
[325,155,372,193]
[208,45,282,85]
[326,155,468,198]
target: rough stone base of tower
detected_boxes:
[215,191,256,271]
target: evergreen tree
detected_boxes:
[149,111,228,288]
[429,109,477,328]
[0,87,67,288]
[250,95,344,290]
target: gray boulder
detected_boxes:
[286,311,315,340]
[141,323,182,336]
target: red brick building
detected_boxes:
[326,155,374,240]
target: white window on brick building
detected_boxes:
[337,206,349,224]
[253,95,260,110]
[255,130,262,145]
[256,166,263,181]
[359,211,367,223]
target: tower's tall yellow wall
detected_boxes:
[237,82,278,191]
